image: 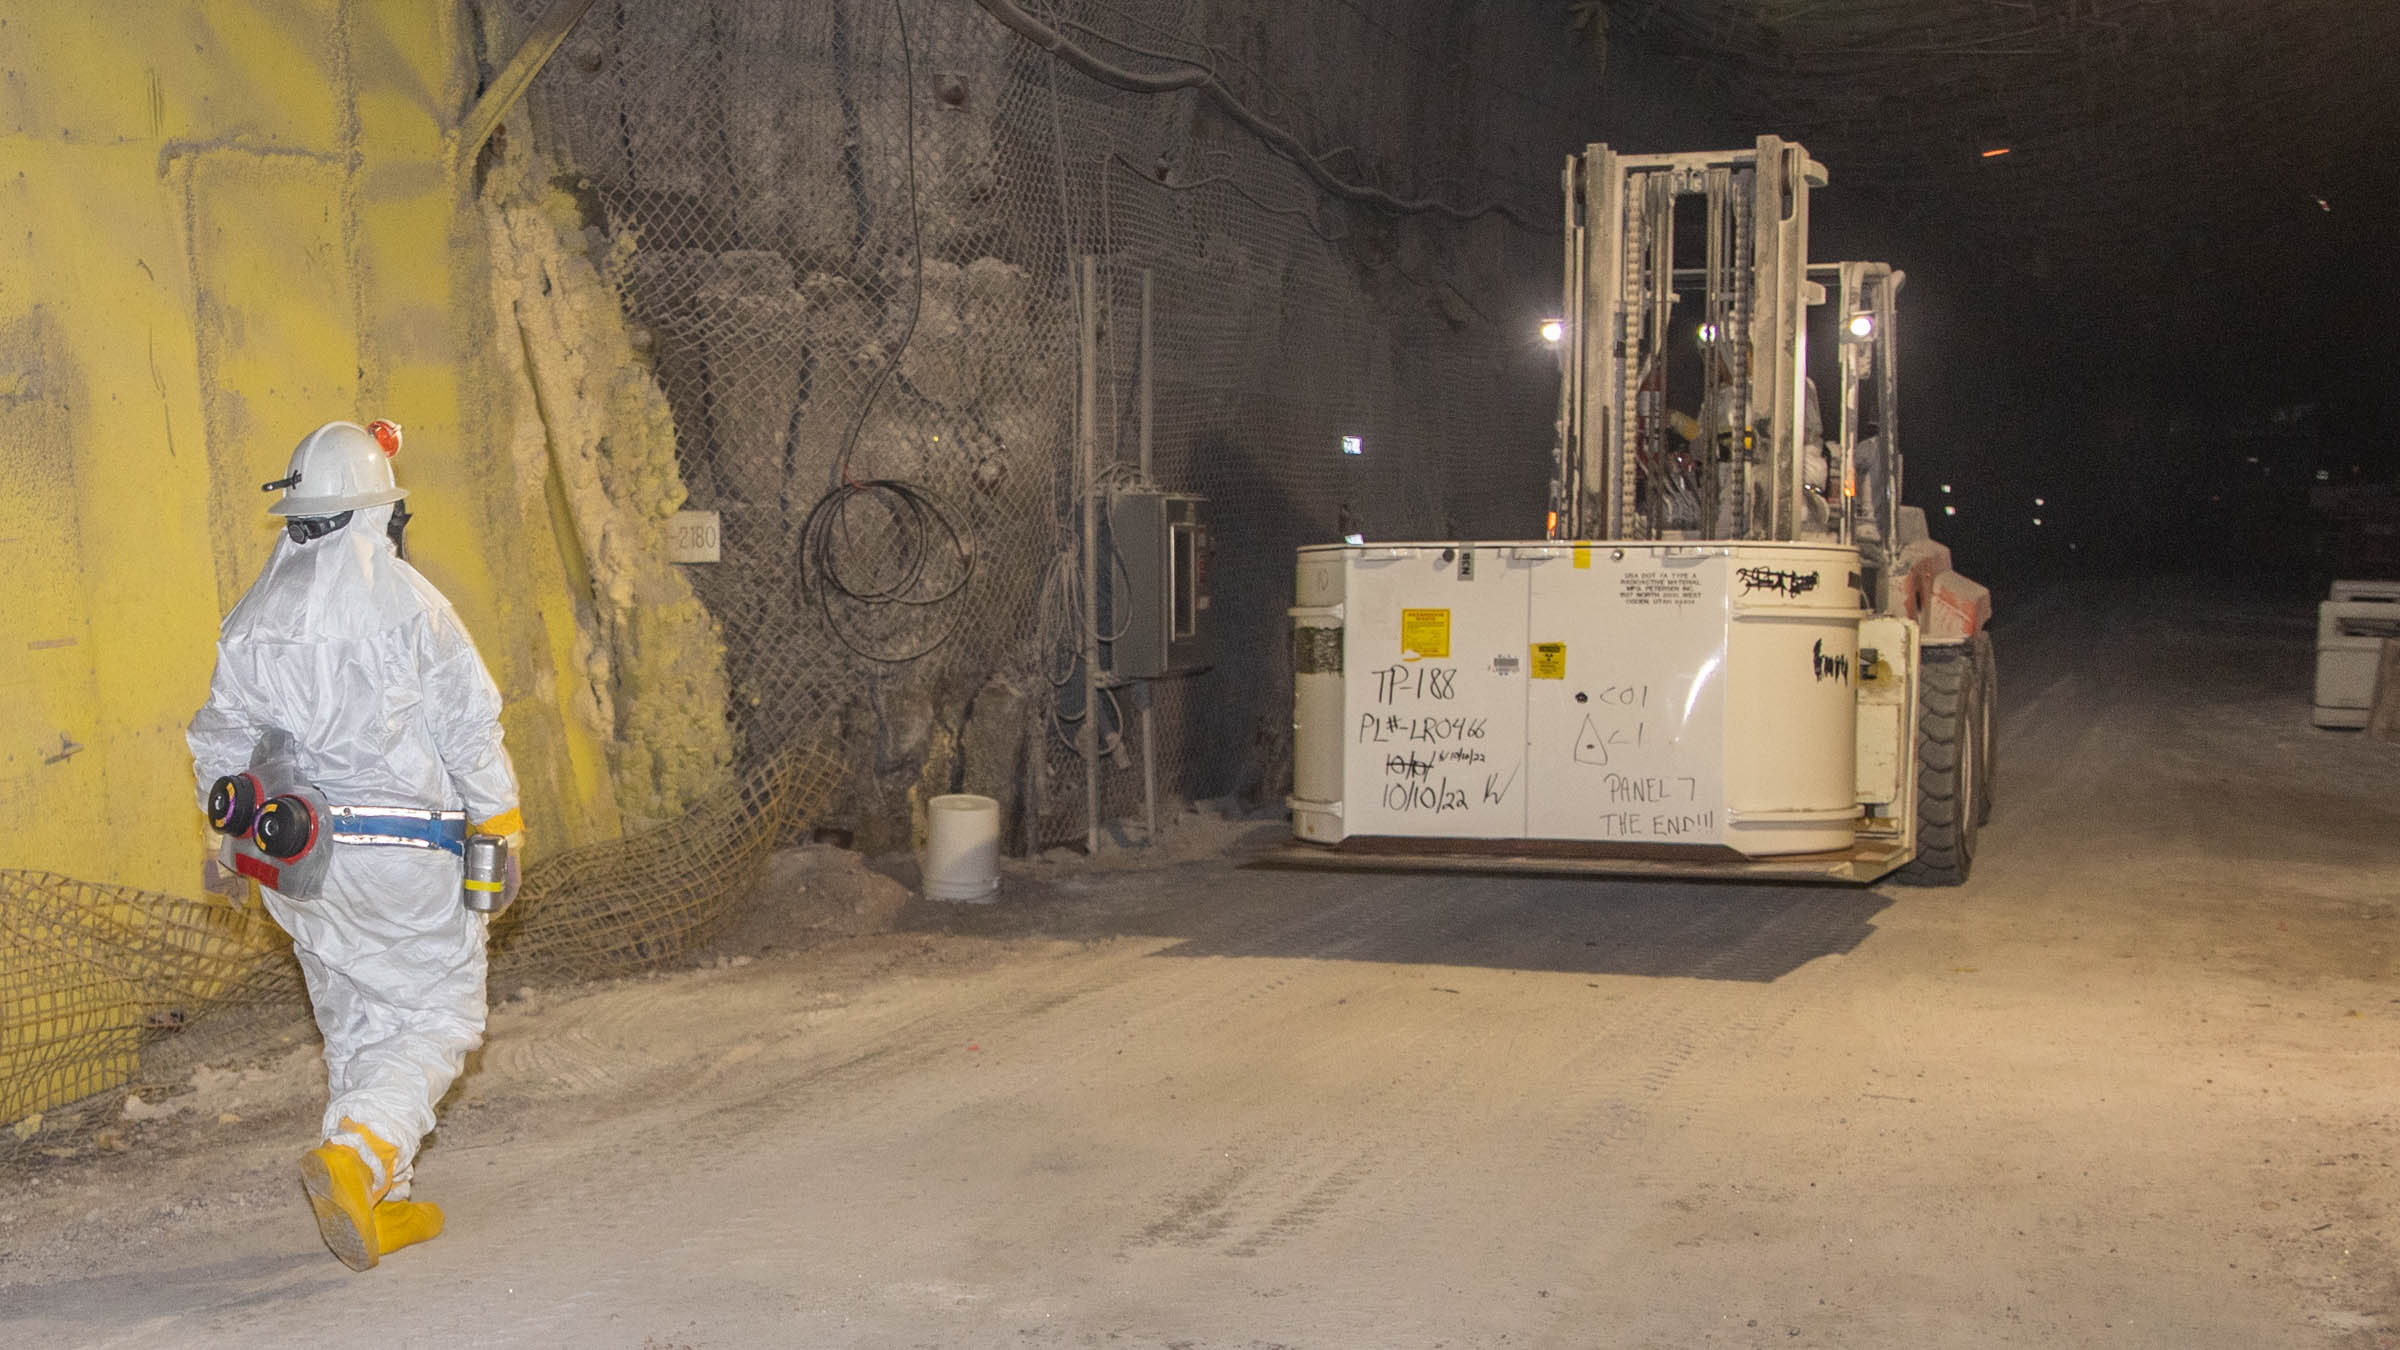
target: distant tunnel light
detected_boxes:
[1981,147,2012,158]
[1940,483,1953,494]
[2032,517,2043,526]
[2034,496,2045,506]
[1944,505,1958,516]
[1341,435,1364,456]
[1698,321,1719,343]
[1539,318,1565,345]
[1847,313,1875,339]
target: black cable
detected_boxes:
[1105,150,1346,244]
[828,0,927,491]
[968,0,1543,232]
[801,476,973,662]
[802,0,976,664]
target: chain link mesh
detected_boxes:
[3,0,1591,1158]
[502,0,1569,848]
[0,873,300,1156]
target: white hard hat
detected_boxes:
[264,420,407,517]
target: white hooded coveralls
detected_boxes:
[188,503,517,1197]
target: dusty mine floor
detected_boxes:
[3,582,2398,1348]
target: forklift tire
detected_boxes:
[1971,631,1997,827]
[1896,643,1982,886]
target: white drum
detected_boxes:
[922,794,1001,901]
[1288,539,1863,857]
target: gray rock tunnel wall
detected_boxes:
[488,0,1731,851]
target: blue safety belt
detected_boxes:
[327,808,469,858]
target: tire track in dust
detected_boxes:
[1099,878,1825,1331]
[1326,883,1867,1304]
[547,872,1509,1307]
[485,869,1864,1310]
[1127,877,1762,1266]
[1199,877,1708,1259]
[1522,888,1848,1165]
[481,979,696,1094]
[607,869,1497,1171]
[580,870,1520,1264]
[1325,888,1768,1260]
[1116,871,1581,1258]
[763,870,1504,1259]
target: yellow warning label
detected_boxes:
[1400,609,1451,659]
[1530,642,1566,679]
[1572,545,1591,569]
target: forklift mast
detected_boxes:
[1553,136,1826,546]
[1816,260,1905,573]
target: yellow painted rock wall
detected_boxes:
[0,1,749,1125]
[0,0,626,891]
[481,138,736,830]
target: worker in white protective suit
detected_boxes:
[188,420,523,1272]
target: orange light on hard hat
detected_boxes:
[368,420,403,456]
[1546,509,1559,539]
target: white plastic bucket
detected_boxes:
[923,794,1001,902]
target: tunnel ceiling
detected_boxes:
[1595,0,2400,448]
[1610,1,2400,310]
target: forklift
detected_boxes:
[1277,137,1995,884]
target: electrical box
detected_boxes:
[1108,490,1210,678]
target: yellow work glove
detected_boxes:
[499,830,524,911]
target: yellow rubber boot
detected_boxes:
[373,1200,445,1256]
[299,1119,401,1272]
[300,1143,381,1271]
[341,1118,402,1185]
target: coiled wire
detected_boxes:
[800,477,974,663]
[796,0,975,664]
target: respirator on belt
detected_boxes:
[207,728,487,904]
[209,728,335,900]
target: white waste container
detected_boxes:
[2315,581,2400,729]
[1288,539,1864,857]
[923,794,1001,901]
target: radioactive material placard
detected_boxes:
[1530,642,1566,678]
[1400,608,1451,659]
